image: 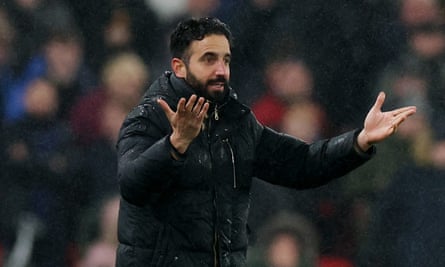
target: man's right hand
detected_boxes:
[158,95,209,154]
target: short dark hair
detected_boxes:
[169,17,233,61]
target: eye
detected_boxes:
[203,54,217,64]
[224,57,231,65]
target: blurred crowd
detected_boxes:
[0,0,445,266]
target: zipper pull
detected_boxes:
[214,104,219,121]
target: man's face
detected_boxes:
[182,34,231,102]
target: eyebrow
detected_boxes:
[199,51,231,60]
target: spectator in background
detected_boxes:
[336,3,445,260]
[337,70,435,264]
[69,51,149,208]
[78,241,116,267]
[102,1,161,76]
[251,57,320,131]
[70,51,149,146]
[227,0,290,104]
[1,77,79,266]
[76,194,120,267]
[252,90,355,264]
[343,69,434,198]
[398,0,443,28]
[280,102,327,144]
[357,89,445,266]
[294,0,407,129]
[350,11,445,204]
[3,0,78,74]
[338,64,445,266]
[67,0,163,77]
[0,7,16,124]
[378,0,445,135]
[186,0,220,18]
[247,211,319,267]
[91,6,135,72]
[145,0,188,22]
[228,0,404,117]
[4,28,96,123]
[146,0,221,23]
[249,57,333,257]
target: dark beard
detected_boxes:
[185,70,228,103]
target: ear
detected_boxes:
[171,58,187,78]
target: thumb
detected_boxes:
[372,91,386,111]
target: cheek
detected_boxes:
[188,65,207,81]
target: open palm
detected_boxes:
[358,92,416,151]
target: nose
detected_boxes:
[215,60,228,76]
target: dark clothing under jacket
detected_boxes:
[115,71,374,267]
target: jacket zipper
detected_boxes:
[222,138,237,189]
[214,104,219,121]
[213,212,219,267]
[212,103,236,188]
[209,102,234,266]
[207,115,219,267]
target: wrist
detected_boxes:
[169,133,190,154]
[356,130,371,152]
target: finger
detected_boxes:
[391,117,404,134]
[177,98,187,113]
[192,97,206,113]
[391,106,417,117]
[197,102,209,119]
[185,95,198,111]
[394,107,417,120]
[157,98,175,119]
[391,124,398,134]
[392,108,416,128]
[372,91,386,111]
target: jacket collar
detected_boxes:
[169,71,196,100]
[163,71,250,119]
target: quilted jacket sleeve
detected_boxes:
[253,126,375,189]
[116,103,183,205]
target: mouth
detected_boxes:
[207,81,225,92]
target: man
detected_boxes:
[115,17,416,267]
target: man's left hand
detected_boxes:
[357,91,417,151]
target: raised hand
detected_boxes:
[158,95,209,154]
[357,91,417,151]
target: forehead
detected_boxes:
[188,34,231,58]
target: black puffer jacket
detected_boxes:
[116,72,373,267]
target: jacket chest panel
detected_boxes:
[178,119,256,190]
